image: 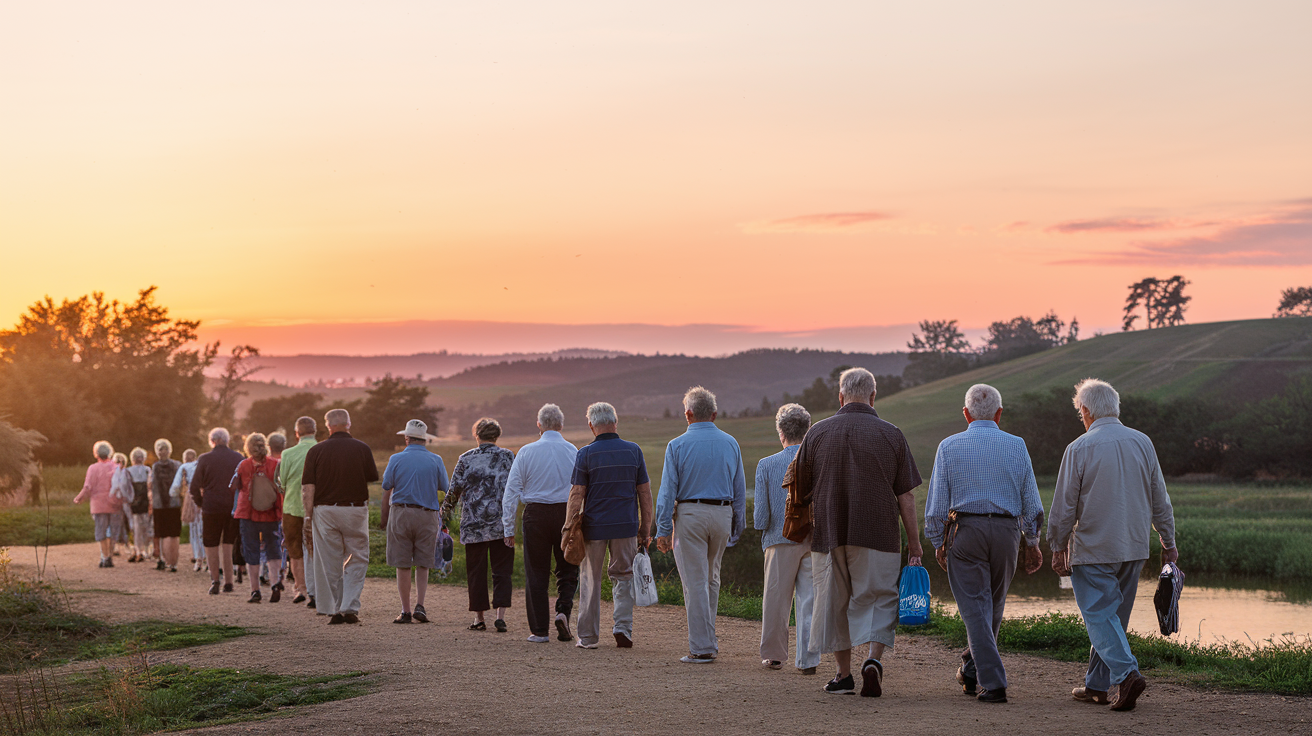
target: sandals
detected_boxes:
[468,621,487,631]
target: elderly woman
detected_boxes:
[440,418,516,631]
[117,447,154,563]
[73,441,122,568]
[230,433,285,603]
[151,439,183,572]
[171,448,204,571]
[753,403,821,674]
[109,452,132,556]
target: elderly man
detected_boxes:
[381,419,449,624]
[501,404,580,643]
[792,367,923,697]
[654,386,747,664]
[279,417,318,607]
[302,408,379,625]
[190,428,245,595]
[1050,378,1177,712]
[570,402,653,649]
[754,403,820,674]
[924,384,1044,704]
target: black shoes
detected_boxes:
[342,612,360,624]
[236,568,243,584]
[209,580,221,595]
[412,605,428,623]
[307,596,316,610]
[494,618,507,633]
[292,593,307,605]
[328,613,347,625]
[957,666,978,696]
[248,590,261,603]
[978,688,1008,703]
[394,611,412,624]
[269,583,283,603]
[860,659,883,698]
[555,613,572,641]
[824,674,856,695]
[223,582,234,593]
[801,667,817,675]
[614,632,633,648]
[156,560,166,571]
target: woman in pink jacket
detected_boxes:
[73,441,122,568]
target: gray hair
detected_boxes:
[113,452,128,467]
[839,367,876,401]
[473,417,502,442]
[683,386,718,422]
[245,432,268,457]
[587,402,618,427]
[1073,378,1120,419]
[324,408,351,428]
[295,416,317,437]
[182,448,197,462]
[209,427,230,445]
[267,432,287,453]
[537,403,565,431]
[93,441,114,460]
[130,447,147,464]
[154,438,173,457]
[775,403,811,444]
[965,384,1003,421]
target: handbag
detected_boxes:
[632,546,659,607]
[561,494,587,566]
[780,457,812,544]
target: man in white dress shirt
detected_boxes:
[502,404,581,643]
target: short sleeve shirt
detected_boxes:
[572,433,649,541]
[793,402,922,554]
[301,432,379,506]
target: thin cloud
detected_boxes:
[741,210,892,234]
[1047,217,1176,234]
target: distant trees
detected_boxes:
[350,375,443,451]
[245,392,326,439]
[0,417,44,502]
[979,312,1079,364]
[783,365,905,412]
[1275,286,1312,318]
[208,345,263,428]
[904,320,972,384]
[1123,276,1191,331]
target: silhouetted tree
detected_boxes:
[351,375,443,450]
[1275,286,1312,318]
[980,311,1079,364]
[904,320,972,384]
[208,344,263,428]
[1123,276,1191,330]
[244,392,325,438]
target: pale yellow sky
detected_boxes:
[3,1,1310,351]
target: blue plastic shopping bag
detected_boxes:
[898,565,931,625]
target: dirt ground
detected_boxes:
[13,543,1311,735]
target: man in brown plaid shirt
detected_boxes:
[791,367,924,698]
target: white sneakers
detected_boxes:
[527,634,550,643]
[576,640,599,649]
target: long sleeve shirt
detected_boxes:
[74,459,120,515]
[1047,417,1177,565]
[753,444,800,549]
[923,420,1044,549]
[655,422,747,545]
[500,430,578,537]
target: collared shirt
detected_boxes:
[924,420,1044,549]
[572,432,649,541]
[792,402,922,555]
[277,436,317,516]
[655,422,747,544]
[382,444,450,511]
[501,430,578,537]
[301,431,379,507]
[1048,417,1176,565]
[170,460,197,499]
[440,443,515,545]
[74,458,119,515]
[190,444,245,515]
[753,444,800,549]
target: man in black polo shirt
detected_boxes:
[302,408,379,625]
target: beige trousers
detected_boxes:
[760,540,820,669]
[577,537,637,645]
[311,505,370,616]
[672,503,732,656]
[810,545,901,653]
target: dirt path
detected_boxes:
[14,543,1311,735]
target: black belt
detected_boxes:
[391,503,433,510]
[322,501,367,507]
[955,511,1015,519]
[678,498,731,506]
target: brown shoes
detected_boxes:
[1109,671,1147,711]
[1072,686,1109,704]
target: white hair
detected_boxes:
[965,384,1003,421]
[325,408,351,428]
[839,367,876,401]
[295,416,317,437]
[154,438,173,457]
[182,448,198,462]
[209,427,230,445]
[93,441,114,460]
[130,447,147,464]
[775,403,811,444]
[587,402,618,427]
[1073,378,1120,419]
[683,386,718,422]
[537,403,565,431]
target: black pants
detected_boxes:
[465,539,514,612]
[522,503,580,636]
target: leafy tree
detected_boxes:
[980,312,1079,364]
[208,345,263,428]
[0,417,44,502]
[1274,286,1312,318]
[999,387,1085,475]
[1123,276,1191,330]
[351,375,443,451]
[244,392,325,438]
[904,320,973,384]
[0,288,215,463]
[1222,376,1312,478]
[782,365,904,412]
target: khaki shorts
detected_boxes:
[283,514,305,559]
[386,505,439,568]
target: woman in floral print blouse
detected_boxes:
[441,417,516,631]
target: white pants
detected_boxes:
[672,503,732,656]
[810,545,901,653]
[303,516,317,601]
[760,540,820,669]
[311,506,369,616]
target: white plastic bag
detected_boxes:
[633,547,658,607]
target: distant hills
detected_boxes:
[232,349,628,387]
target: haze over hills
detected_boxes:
[232,349,628,387]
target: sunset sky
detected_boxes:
[3,2,1310,355]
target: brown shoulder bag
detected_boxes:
[781,457,812,544]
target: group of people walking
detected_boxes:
[75,367,1177,714]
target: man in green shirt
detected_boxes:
[279,416,319,607]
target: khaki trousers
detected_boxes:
[810,545,901,653]
[672,503,732,656]
[577,537,637,646]
[760,540,820,669]
[311,505,369,616]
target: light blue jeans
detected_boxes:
[1070,560,1146,691]
[189,518,205,561]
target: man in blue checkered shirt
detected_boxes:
[924,383,1044,704]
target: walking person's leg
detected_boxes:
[313,506,347,616]
[576,539,608,646]
[671,505,714,656]
[792,543,820,670]
[489,537,515,625]
[760,543,793,666]
[947,518,1008,693]
[338,507,369,617]
[263,522,284,599]
[1070,562,1142,693]
[608,537,638,643]
[844,546,901,696]
[283,514,307,597]
[703,505,732,653]
[465,541,491,623]
[522,504,551,637]
[547,503,579,632]
[302,516,316,603]
[811,547,856,681]
[239,520,263,597]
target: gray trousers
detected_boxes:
[947,515,1020,691]
[672,503,732,656]
[577,537,637,645]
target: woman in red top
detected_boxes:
[230,433,285,603]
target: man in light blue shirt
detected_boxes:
[380,419,450,624]
[924,384,1044,704]
[500,403,580,643]
[654,386,747,663]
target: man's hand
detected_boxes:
[655,536,671,554]
[935,546,948,571]
[1024,545,1043,574]
[638,533,650,550]
[1052,549,1071,577]
[906,538,923,564]
[503,535,515,548]
[1162,545,1179,565]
